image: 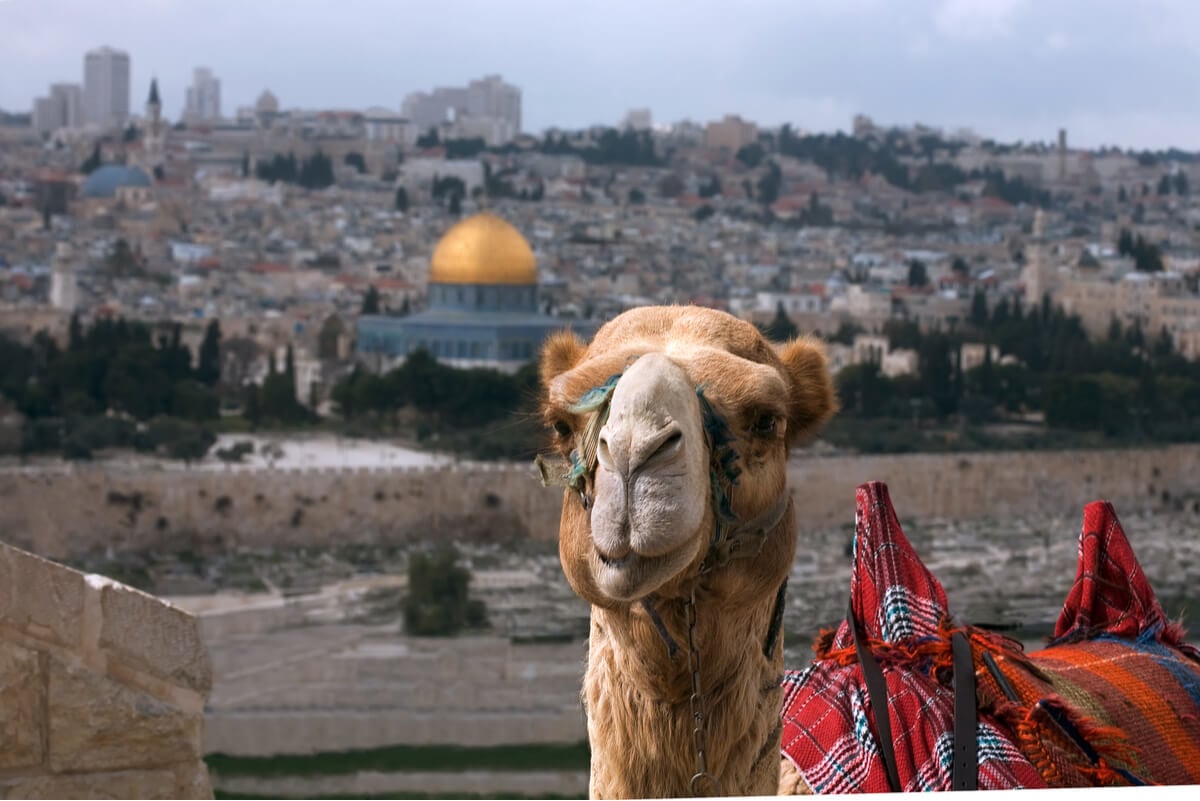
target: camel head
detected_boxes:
[539,306,837,608]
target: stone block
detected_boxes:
[0,769,177,799]
[0,543,85,647]
[173,762,215,800]
[0,642,45,770]
[47,658,199,773]
[96,581,212,693]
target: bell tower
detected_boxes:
[142,78,165,177]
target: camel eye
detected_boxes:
[750,414,777,437]
[553,419,573,438]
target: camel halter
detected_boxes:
[536,369,794,797]
[535,372,792,570]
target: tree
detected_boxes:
[448,193,462,216]
[172,379,219,421]
[68,313,84,352]
[403,545,488,636]
[221,337,259,391]
[1174,171,1190,196]
[362,285,381,315]
[81,143,102,174]
[658,173,684,198]
[736,142,765,169]
[344,151,367,173]
[907,259,929,288]
[1118,185,1128,203]
[970,289,988,329]
[1107,315,1123,343]
[757,160,782,206]
[698,175,722,198]
[416,127,440,148]
[196,319,221,385]
[106,239,139,276]
[1154,325,1174,359]
[1117,228,1134,256]
[763,302,799,342]
[394,186,409,213]
[1157,174,1172,196]
[241,152,250,178]
[627,187,646,205]
[241,382,262,424]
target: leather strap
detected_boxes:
[850,603,980,792]
[850,602,903,793]
[762,580,788,659]
[950,631,978,791]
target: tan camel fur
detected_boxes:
[540,306,836,797]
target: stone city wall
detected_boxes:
[2,445,1199,561]
[0,542,213,799]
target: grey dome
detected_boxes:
[81,165,153,199]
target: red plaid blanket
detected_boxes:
[780,482,1047,792]
[780,481,1200,792]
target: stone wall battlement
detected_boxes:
[0,541,213,798]
[2,445,1198,562]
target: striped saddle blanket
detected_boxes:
[780,481,1200,792]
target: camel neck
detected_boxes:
[583,585,784,798]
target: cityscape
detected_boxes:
[3,14,1200,801]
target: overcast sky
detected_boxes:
[2,0,1199,150]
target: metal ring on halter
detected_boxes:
[690,771,724,797]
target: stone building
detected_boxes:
[356,212,596,373]
[0,542,212,798]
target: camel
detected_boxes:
[538,305,1200,797]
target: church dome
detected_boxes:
[80,165,152,199]
[429,213,537,286]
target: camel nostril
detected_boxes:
[653,430,683,460]
[632,425,684,474]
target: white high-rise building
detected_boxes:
[185,67,221,121]
[83,46,131,130]
[401,75,522,144]
[465,74,521,134]
[32,83,83,135]
[622,108,652,131]
[51,84,83,128]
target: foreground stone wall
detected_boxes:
[2,445,1198,562]
[0,542,213,799]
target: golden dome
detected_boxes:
[429,213,537,286]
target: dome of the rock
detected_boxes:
[429,212,537,286]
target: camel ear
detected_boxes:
[777,335,839,445]
[540,330,587,389]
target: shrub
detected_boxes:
[403,545,488,636]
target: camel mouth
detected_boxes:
[595,548,634,569]
[590,541,697,602]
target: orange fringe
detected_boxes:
[811,617,1150,788]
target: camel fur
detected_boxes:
[540,306,836,797]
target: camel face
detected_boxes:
[541,306,837,606]
[587,352,708,600]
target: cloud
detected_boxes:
[1045,32,1071,51]
[933,0,1028,41]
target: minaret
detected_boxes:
[1023,209,1052,310]
[143,78,165,176]
[50,243,78,312]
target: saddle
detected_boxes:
[779,481,1200,792]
